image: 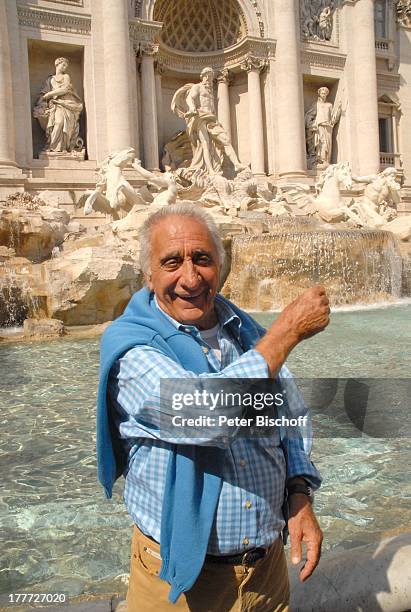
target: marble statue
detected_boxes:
[350,168,401,228]
[33,57,84,155]
[301,0,335,41]
[396,0,411,26]
[348,167,411,240]
[198,169,293,218]
[130,162,188,207]
[81,148,146,220]
[79,148,179,221]
[171,67,246,180]
[288,162,360,224]
[305,87,342,168]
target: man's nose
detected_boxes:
[180,260,201,289]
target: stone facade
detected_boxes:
[0,0,410,213]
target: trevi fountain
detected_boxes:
[0,0,411,610]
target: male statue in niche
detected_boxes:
[172,67,246,178]
[33,57,84,156]
[305,86,342,169]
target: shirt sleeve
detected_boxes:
[108,345,269,448]
[277,364,322,490]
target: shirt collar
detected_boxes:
[153,294,241,340]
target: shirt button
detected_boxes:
[243,537,249,547]
[239,459,246,467]
[245,500,252,509]
[202,346,209,354]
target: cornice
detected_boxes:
[301,48,346,70]
[155,36,276,74]
[17,5,91,35]
[129,18,163,48]
[377,71,401,92]
[36,0,84,5]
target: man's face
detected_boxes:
[146,215,220,329]
[202,70,213,86]
[318,88,328,101]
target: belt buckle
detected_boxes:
[241,549,255,574]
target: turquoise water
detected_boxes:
[0,305,410,602]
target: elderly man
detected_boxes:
[97,202,329,611]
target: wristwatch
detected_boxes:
[287,482,314,503]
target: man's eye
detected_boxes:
[194,255,212,265]
[163,260,180,269]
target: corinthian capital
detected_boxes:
[240,55,268,73]
[216,68,231,85]
[140,42,159,57]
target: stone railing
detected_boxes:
[380,151,402,169]
[375,38,390,51]
[375,38,396,68]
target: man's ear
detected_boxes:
[144,272,153,291]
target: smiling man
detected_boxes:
[97,202,330,611]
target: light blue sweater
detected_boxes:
[97,287,264,603]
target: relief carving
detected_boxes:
[301,0,336,41]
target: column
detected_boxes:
[102,0,133,152]
[140,43,159,170]
[0,0,18,173]
[241,57,266,176]
[275,0,306,177]
[217,69,232,143]
[155,59,164,159]
[351,0,380,175]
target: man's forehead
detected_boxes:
[150,216,215,253]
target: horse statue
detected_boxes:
[78,148,179,221]
[287,162,361,224]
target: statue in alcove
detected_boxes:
[171,67,246,181]
[301,0,336,41]
[33,57,84,157]
[305,86,342,169]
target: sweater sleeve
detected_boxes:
[108,345,269,448]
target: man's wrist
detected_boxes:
[287,478,314,504]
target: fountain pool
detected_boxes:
[0,304,410,604]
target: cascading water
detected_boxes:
[0,216,43,327]
[224,226,403,310]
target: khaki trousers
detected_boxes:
[126,525,290,612]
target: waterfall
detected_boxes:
[0,216,43,326]
[225,228,403,310]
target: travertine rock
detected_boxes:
[0,208,68,262]
[43,246,142,325]
[23,318,65,339]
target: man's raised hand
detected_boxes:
[255,285,330,377]
[274,285,330,343]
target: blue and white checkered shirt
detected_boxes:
[109,296,321,554]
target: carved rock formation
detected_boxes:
[0,207,69,262]
[42,245,143,326]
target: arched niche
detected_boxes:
[138,0,265,39]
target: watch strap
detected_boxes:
[287,482,314,502]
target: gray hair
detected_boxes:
[139,202,225,276]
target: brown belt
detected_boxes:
[205,547,267,565]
